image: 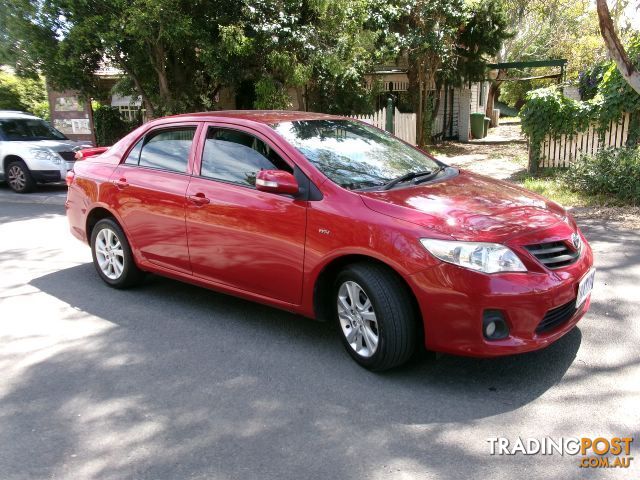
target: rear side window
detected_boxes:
[138,127,196,173]
[200,128,292,187]
[124,139,143,165]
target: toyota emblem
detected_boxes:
[571,233,581,250]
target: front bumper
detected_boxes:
[409,238,594,357]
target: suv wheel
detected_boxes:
[335,263,417,371]
[7,160,36,193]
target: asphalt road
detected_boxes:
[0,200,638,480]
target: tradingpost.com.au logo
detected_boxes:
[487,436,634,469]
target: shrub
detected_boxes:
[565,147,640,204]
[93,106,137,146]
[578,63,607,101]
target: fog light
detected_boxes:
[483,310,509,340]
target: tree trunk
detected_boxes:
[149,43,171,111]
[485,69,506,124]
[295,86,305,111]
[120,62,156,119]
[596,0,640,95]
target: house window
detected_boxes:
[118,105,145,122]
[479,82,485,107]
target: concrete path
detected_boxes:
[432,123,528,181]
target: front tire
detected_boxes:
[90,218,144,289]
[6,160,36,193]
[334,263,417,371]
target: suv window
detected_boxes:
[138,127,196,173]
[200,128,292,187]
[0,118,67,141]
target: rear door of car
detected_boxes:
[185,122,307,305]
[110,122,202,274]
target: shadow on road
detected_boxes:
[28,263,582,422]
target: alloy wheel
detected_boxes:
[337,280,379,357]
[7,165,26,192]
[95,227,125,280]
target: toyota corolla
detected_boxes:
[66,111,595,370]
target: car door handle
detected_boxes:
[188,193,210,206]
[114,178,129,189]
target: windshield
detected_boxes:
[272,119,441,190]
[0,118,68,141]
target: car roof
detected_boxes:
[0,110,41,120]
[164,110,346,125]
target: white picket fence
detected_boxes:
[538,112,631,168]
[348,108,417,145]
[349,108,388,130]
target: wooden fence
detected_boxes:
[538,113,631,168]
[349,108,388,130]
[394,108,417,145]
[348,108,417,145]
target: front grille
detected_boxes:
[525,240,580,269]
[58,151,76,161]
[536,298,577,333]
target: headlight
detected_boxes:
[29,148,62,165]
[420,239,527,273]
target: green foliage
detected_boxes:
[501,77,556,109]
[521,34,640,171]
[0,70,49,119]
[93,106,137,146]
[1,0,381,116]
[578,63,608,101]
[520,86,595,169]
[597,35,640,138]
[564,147,640,204]
[253,78,291,110]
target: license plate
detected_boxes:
[576,268,595,307]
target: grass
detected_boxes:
[511,168,614,207]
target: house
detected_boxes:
[49,64,489,144]
[364,67,490,142]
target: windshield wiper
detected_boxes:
[381,167,444,190]
[413,166,445,185]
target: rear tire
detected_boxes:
[90,218,144,289]
[6,160,36,193]
[334,262,417,371]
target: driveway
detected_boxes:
[0,202,638,480]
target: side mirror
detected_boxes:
[255,169,299,195]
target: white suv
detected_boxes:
[0,111,91,193]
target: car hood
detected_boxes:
[31,140,89,151]
[358,170,568,242]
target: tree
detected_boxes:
[376,0,509,147]
[0,0,381,117]
[596,0,640,95]
[0,69,49,118]
[489,0,619,116]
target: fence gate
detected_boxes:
[348,108,417,145]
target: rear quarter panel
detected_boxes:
[66,159,119,243]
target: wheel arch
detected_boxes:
[3,154,25,172]
[312,254,422,333]
[85,206,124,242]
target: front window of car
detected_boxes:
[272,119,441,190]
[0,118,68,141]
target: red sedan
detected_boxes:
[66,111,595,370]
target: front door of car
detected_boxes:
[110,124,200,274]
[185,124,307,305]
